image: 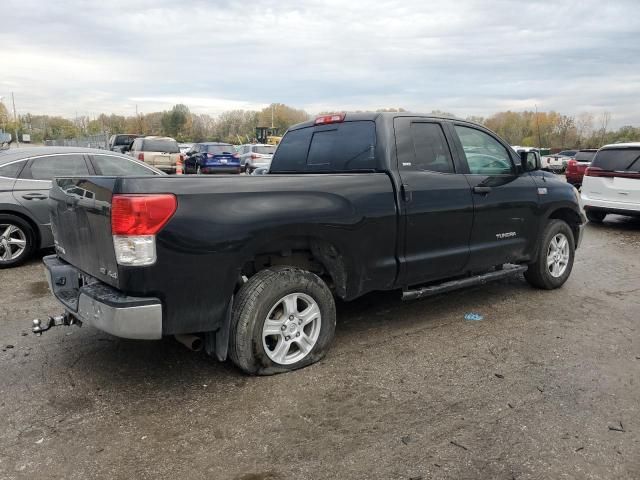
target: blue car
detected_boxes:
[184,142,241,174]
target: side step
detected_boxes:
[402,263,528,301]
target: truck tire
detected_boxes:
[524,219,575,290]
[0,214,36,269]
[229,266,336,375]
[586,210,606,223]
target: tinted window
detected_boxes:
[205,145,235,154]
[115,135,138,146]
[558,150,577,157]
[0,160,26,178]
[254,146,275,155]
[91,155,158,176]
[575,151,597,162]
[28,155,89,180]
[455,125,513,175]
[592,148,640,172]
[407,122,454,173]
[142,139,179,153]
[271,121,376,173]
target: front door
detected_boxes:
[394,117,474,286]
[450,124,538,270]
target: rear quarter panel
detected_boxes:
[115,174,398,335]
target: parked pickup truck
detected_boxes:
[36,113,585,375]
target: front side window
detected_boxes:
[455,125,513,175]
[91,154,157,176]
[27,155,89,181]
[407,122,455,173]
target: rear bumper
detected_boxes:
[43,255,163,340]
[581,195,640,215]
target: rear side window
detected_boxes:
[271,121,376,173]
[592,148,640,172]
[575,151,596,162]
[0,160,26,178]
[27,155,90,180]
[407,122,454,173]
[91,155,158,176]
[142,139,179,153]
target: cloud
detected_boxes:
[2,0,640,126]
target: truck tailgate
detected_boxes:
[49,177,121,288]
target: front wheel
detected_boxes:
[524,219,575,290]
[229,267,336,375]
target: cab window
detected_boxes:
[455,125,513,175]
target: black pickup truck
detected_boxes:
[37,113,585,374]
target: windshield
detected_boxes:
[592,148,640,172]
[254,146,275,155]
[206,145,235,154]
[142,139,180,153]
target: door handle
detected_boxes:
[473,186,492,194]
[22,193,48,200]
[401,184,412,203]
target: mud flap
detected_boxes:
[205,295,233,361]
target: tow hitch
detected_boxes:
[32,313,82,335]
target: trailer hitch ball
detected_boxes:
[32,314,81,335]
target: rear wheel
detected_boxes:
[0,214,36,269]
[229,267,336,375]
[524,219,575,290]
[586,210,606,223]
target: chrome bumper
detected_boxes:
[43,255,163,340]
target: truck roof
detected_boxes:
[288,111,462,131]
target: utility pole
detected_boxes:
[11,92,19,147]
[535,104,542,149]
[271,104,274,129]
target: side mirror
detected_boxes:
[519,151,540,172]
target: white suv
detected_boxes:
[581,143,640,222]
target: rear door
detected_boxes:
[450,124,538,269]
[13,153,92,225]
[394,117,474,285]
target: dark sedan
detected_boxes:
[0,147,163,268]
[184,142,241,174]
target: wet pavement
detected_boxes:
[0,216,639,479]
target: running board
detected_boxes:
[402,264,528,301]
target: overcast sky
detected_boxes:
[2,0,640,126]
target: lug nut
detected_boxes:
[281,325,286,331]
[289,315,294,320]
[296,332,300,337]
[298,319,302,325]
[285,335,291,341]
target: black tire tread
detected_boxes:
[229,266,336,375]
[524,219,575,290]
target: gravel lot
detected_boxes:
[1,216,638,480]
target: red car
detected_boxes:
[566,149,598,188]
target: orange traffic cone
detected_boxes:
[176,155,184,175]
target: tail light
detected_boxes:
[567,159,576,172]
[179,154,184,162]
[232,153,240,159]
[138,153,144,161]
[315,113,345,125]
[111,194,177,266]
[251,154,259,159]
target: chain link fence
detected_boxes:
[44,133,109,149]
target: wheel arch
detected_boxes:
[546,207,583,248]
[239,235,350,299]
